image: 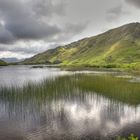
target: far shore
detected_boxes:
[1,62,140,75]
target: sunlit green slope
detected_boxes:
[22,23,140,70]
[0,60,7,66]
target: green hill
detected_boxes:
[22,23,140,70]
[0,60,7,66]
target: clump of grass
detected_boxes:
[0,73,140,105]
[75,74,140,105]
[0,75,76,104]
[117,134,138,140]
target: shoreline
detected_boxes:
[1,63,140,75]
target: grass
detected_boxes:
[0,60,7,66]
[76,74,140,105]
[0,76,76,104]
[0,73,140,139]
[117,134,138,140]
[0,73,140,106]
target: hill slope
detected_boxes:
[22,23,140,70]
[0,60,7,66]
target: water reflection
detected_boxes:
[0,66,70,87]
[0,66,118,87]
[0,66,140,140]
[0,92,140,140]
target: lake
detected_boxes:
[0,66,140,140]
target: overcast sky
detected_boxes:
[0,0,140,59]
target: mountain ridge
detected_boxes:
[1,57,24,63]
[22,22,140,70]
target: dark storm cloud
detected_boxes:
[0,0,87,45]
[0,24,15,44]
[1,0,139,58]
[106,5,128,22]
[31,0,66,17]
[50,22,88,42]
[0,23,87,56]
[125,0,140,8]
[0,0,62,43]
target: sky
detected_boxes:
[0,0,140,59]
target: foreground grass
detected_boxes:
[77,74,140,105]
[117,134,138,140]
[0,73,140,105]
[0,73,140,139]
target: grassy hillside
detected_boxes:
[22,23,140,70]
[0,60,7,66]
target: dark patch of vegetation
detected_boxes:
[53,60,62,64]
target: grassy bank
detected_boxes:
[0,60,7,66]
[0,73,140,105]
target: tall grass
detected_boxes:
[0,74,140,105]
[76,74,140,105]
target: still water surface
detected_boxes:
[0,66,71,87]
[0,66,140,140]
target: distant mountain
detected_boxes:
[0,60,7,66]
[22,23,140,70]
[1,57,24,63]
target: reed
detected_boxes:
[0,73,140,105]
